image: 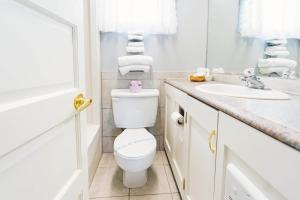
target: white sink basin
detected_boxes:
[195,84,290,100]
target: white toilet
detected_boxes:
[111,89,159,188]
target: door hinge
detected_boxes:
[183,178,186,190]
[185,112,188,124]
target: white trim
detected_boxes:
[87,124,100,148]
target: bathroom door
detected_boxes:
[0,0,89,200]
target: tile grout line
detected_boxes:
[89,193,130,199]
[161,150,181,198]
[129,187,131,198]
[130,190,175,196]
[89,195,129,199]
[161,151,173,196]
[129,193,176,199]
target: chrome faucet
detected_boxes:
[240,68,265,90]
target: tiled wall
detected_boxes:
[101,72,190,152]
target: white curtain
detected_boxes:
[98,0,177,34]
[239,0,300,39]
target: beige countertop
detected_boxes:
[165,79,300,151]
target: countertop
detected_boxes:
[165,79,300,151]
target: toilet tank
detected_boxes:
[111,89,159,128]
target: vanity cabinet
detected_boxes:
[164,84,218,200]
[164,83,300,200]
[184,95,218,200]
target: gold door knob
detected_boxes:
[208,129,216,154]
[74,93,92,112]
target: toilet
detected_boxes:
[111,89,159,188]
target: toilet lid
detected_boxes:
[114,128,156,159]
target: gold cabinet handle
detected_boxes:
[74,93,92,112]
[208,129,216,154]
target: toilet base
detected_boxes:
[123,170,147,188]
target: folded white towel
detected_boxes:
[126,46,145,53]
[128,34,144,41]
[258,58,297,68]
[119,65,150,75]
[265,46,287,52]
[118,55,153,67]
[128,42,144,47]
[259,67,290,76]
[265,50,290,57]
[266,39,287,46]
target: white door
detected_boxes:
[185,96,218,200]
[0,0,89,200]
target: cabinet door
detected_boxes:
[185,96,218,200]
[215,112,300,200]
[164,84,188,193]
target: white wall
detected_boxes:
[207,0,300,74]
[84,0,102,185]
[100,0,209,72]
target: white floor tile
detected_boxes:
[130,166,171,195]
[99,153,117,167]
[171,193,181,200]
[89,167,129,198]
[152,151,164,166]
[90,151,179,200]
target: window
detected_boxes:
[239,0,300,39]
[98,0,177,34]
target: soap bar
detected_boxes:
[189,75,206,82]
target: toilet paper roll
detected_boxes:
[171,112,184,125]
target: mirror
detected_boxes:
[206,0,300,79]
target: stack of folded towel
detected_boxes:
[264,39,290,57]
[257,39,298,78]
[118,33,153,75]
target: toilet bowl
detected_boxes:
[111,89,159,188]
[114,128,156,188]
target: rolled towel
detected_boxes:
[258,58,297,68]
[128,42,144,47]
[128,34,144,41]
[265,50,290,57]
[266,39,287,46]
[259,67,290,76]
[265,46,287,51]
[126,46,145,53]
[118,55,153,66]
[119,65,150,75]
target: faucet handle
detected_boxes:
[239,76,249,87]
[240,75,247,82]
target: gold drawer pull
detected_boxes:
[74,93,92,112]
[208,129,216,154]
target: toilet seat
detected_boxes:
[114,128,156,160]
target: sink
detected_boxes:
[195,84,290,100]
